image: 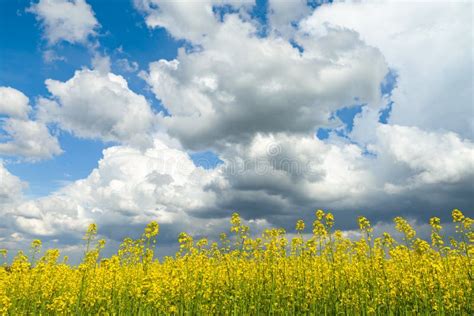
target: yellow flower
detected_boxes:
[429,217,442,230]
[84,223,98,240]
[358,216,371,231]
[295,220,305,232]
[452,209,464,222]
[394,217,416,240]
[144,221,160,239]
[315,209,324,220]
[31,239,42,250]
[325,213,334,228]
[0,209,470,315]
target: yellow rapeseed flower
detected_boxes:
[0,210,471,315]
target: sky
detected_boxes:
[0,0,473,261]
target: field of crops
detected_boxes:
[0,209,472,315]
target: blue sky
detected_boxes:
[0,0,471,258]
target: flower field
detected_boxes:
[0,209,472,315]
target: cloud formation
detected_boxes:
[374,125,474,192]
[135,1,473,229]
[0,118,62,160]
[208,124,473,228]
[133,0,253,43]
[302,1,473,139]
[0,1,472,258]
[267,0,312,37]
[29,0,99,45]
[5,139,221,247]
[142,15,387,149]
[0,87,62,160]
[39,69,157,148]
[0,162,25,205]
[0,87,30,119]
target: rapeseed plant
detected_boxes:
[0,209,472,315]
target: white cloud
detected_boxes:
[116,58,139,73]
[29,0,99,45]
[136,3,473,228]
[0,163,26,253]
[0,87,62,160]
[42,49,67,63]
[0,162,25,205]
[40,69,157,148]
[220,133,372,204]
[91,53,111,74]
[133,0,253,43]
[0,118,63,160]
[268,0,312,37]
[8,139,221,241]
[4,122,472,248]
[142,15,388,149]
[0,87,30,119]
[301,1,473,138]
[1,121,471,255]
[374,124,474,193]
[206,123,473,228]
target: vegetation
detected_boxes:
[0,209,472,315]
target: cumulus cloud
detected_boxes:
[373,124,474,193]
[222,133,371,203]
[134,1,473,229]
[0,163,26,253]
[0,87,62,160]
[7,139,221,245]
[267,0,312,37]
[0,119,63,160]
[28,0,99,45]
[142,15,387,149]
[133,0,253,43]
[301,1,473,139]
[91,53,111,74]
[194,125,473,232]
[116,58,139,73]
[0,87,30,119]
[39,69,157,148]
[199,133,370,223]
[0,162,25,206]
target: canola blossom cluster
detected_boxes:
[0,209,472,315]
